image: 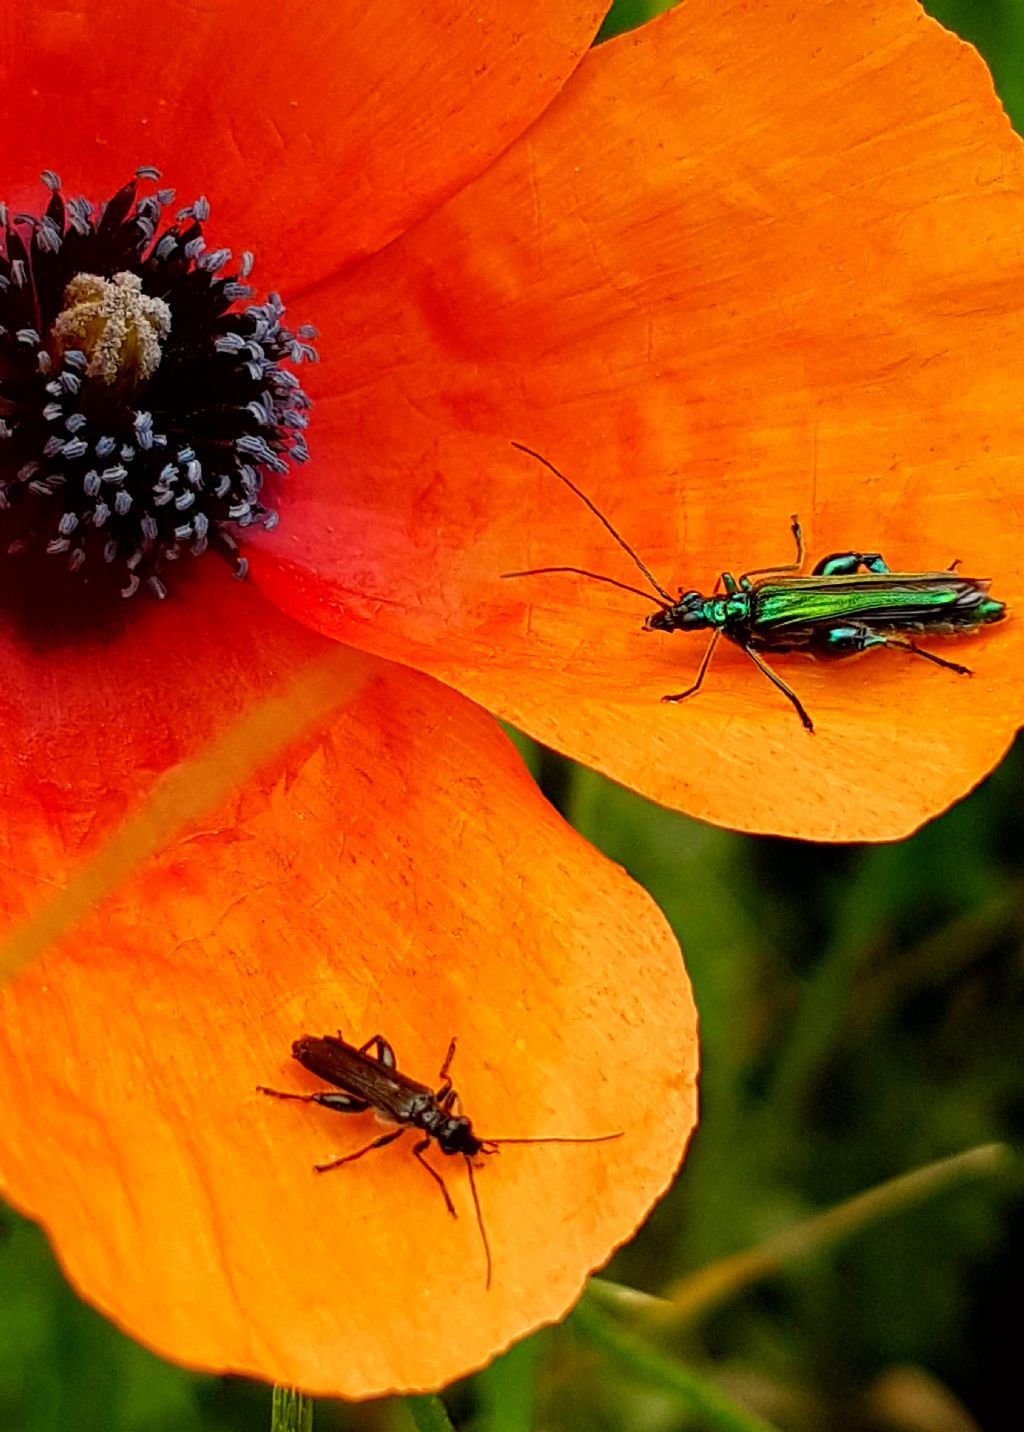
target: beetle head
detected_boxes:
[644,591,708,633]
[436,1114,484,1157]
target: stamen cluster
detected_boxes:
[0,168,316,598]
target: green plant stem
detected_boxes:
[402,1394,458,1432]
[571,1299,783,1432]
[657,1142,1011,1327]
[474,1336,540,1432]
[270,1386,313,1432]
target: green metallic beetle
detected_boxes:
[506,444,1006,733]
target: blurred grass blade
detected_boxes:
[402,1395,457,1432]
[572,1298,784,1432]
[658,1143,1011,1327]
[588,1279,671,1314]
[270,1386,313,1432]
[473,1335,540,1432]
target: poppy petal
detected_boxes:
[0,574,695,1395]
[2,0,608,283]
[252,0,1024,840]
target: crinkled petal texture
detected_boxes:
[253,0,1024,841]
[0,574,696,1395]
[1,0,607,281]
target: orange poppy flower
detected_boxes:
[0,0,1020,1402]
[0,0,696,1401]
[251,0,1024,843]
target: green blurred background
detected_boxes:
[3,2,1022,1429]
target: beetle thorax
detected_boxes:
[713,592,750,628]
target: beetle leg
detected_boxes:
[438,1037,458,1081]
[411,1138,458,1218]
[740,513,804,580]
[356,1034,397,1069]
[661,630,721,705]
[880,637,972,676]
[311,1091,372,1114]
[812,551,889,577]
[818,625,972,676]
[742,646,815,733]
[816,624,887,657]
[257,1084,367,1112]
[314,1126,405,1174]
[258,1084,373,1119]
[434,1037,458,1099]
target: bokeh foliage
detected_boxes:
[2,2,1021,1430]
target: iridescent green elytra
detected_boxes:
[506,445,1006,733]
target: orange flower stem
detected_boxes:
[270,1386,313,1432]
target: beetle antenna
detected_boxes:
[464,1156,493,1290]
[510,443,675,605]
[483,1132,624,1146]
[501,565,667,608]
[469,1134,621,1287]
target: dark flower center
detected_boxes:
[0,168,316,602]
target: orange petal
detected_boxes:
[252,0,1024,840]
[0,576,695,1395]
[2,0,608,282]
